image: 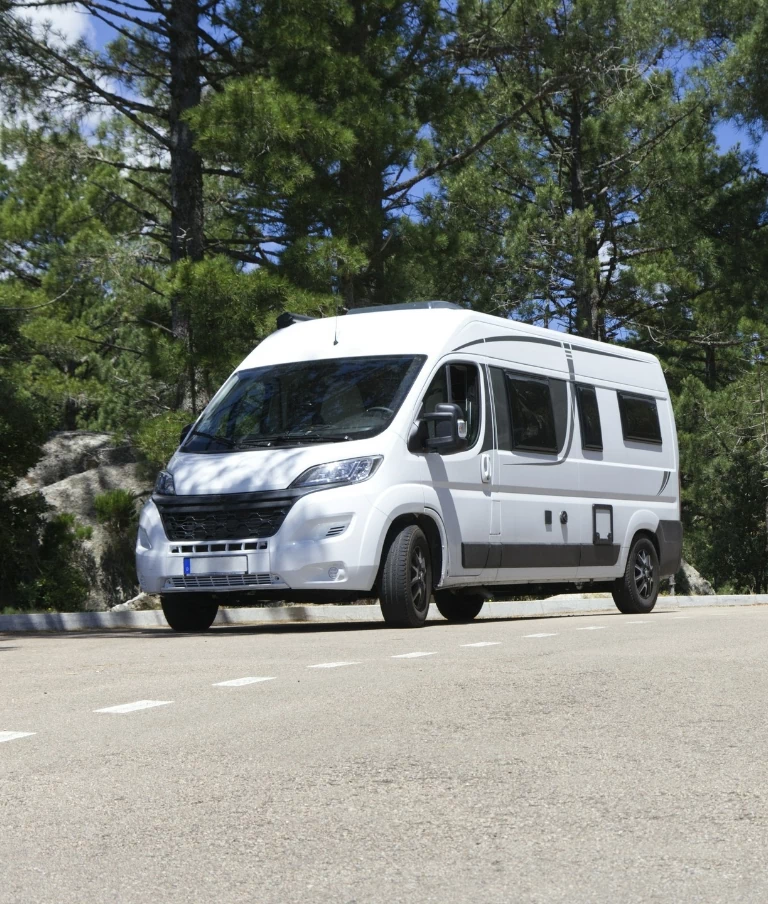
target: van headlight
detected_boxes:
[154,470,176,495]
[291,456,383,488]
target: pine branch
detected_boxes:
[383,80,564,199]
[0,284,74,312]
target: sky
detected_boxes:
[715,121,768,170]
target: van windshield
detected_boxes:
[183,355,426,452]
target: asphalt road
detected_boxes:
[3,605,768,904]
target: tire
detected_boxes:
[161,593,219,632]
[379,525,432,628]
[434,590,486,623]
[612,536,660,614]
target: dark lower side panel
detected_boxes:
[160,583,618,605]
[462,543,621,570]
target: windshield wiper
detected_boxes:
[189,429,235,448]
[238,432,351,447]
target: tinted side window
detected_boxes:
[490,367,512,451]
[506,374,558,454]
[421,363,481,447]
[617,392,662,445]
[576,385,603,451]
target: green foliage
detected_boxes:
[133,411,192,468]
[0,496,94,611]
[94,489,139,534]
[93,490,140,606]
[676,371,768,592]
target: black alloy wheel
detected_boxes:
[379,524,432,628]
[612,536,660,614]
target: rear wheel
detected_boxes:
[161,594,219,632]
[379,525,432,628]
[612,536,659,614]
[434,590,486,622]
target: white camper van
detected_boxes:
[136,302,682,632]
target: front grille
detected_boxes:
[156,497,294,542]
[166,574,273,589]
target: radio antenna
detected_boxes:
[333,298,339,346]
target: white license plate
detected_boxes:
[185,556,248,575]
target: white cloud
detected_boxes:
[15,3,95,48]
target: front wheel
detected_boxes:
[379,525,432,628]
[612,537,660,614]
[161,593,219,632]
[434,590,486,623]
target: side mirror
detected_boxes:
[179,423,192,445]
[411,402,468,454]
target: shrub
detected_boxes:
[94,489,140,605]
[133,411,191,469]
[94,489,139,534]
[0,496,95,612]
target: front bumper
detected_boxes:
[136,486,386,595]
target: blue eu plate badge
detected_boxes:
[183,557,191,575]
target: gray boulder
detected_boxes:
[15,431,135,495]
[675,560,715,595]
[15,431,153,610]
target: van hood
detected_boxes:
[166,442,379,495]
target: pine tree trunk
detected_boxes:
[568,92,600,340]
[168,0,204,412]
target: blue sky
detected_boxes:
[715,120,768,169]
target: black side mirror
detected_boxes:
[179,423,192,445]
[410,402,468,454]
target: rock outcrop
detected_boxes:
[15,431,153,609]
[676,560,715,595]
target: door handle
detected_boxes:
[481,452,492,483]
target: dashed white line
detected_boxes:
[307,661,360,669]
[213,677,276,687]
[0,731,35,744]
[576,626,607,631]
[94,700,173,714]
[626,621,652,625]
[392,652,438,659]
[524,633,558,638]
[461,642,501,648]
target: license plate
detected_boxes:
[184,556,248,575]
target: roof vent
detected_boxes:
[276,312,316,329]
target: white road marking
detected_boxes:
[576,626,607,631]
[213,677,276,687]
[524,633,558,638]
[94,700,173,714]
[0,731,35,744]
[626,621,652,625]
[391,652,437,659]
[460,642,501,647]
[307,661,360,669]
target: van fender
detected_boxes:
[422,506,449,585]
[620,508,661,567]
[370,483,449,583]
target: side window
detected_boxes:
[506,373,560,454]
[421,363,481,448]
[576,385,603,451]
[617,392,662,445]
[490,367,512,451]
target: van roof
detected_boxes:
[239,304,659,373]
